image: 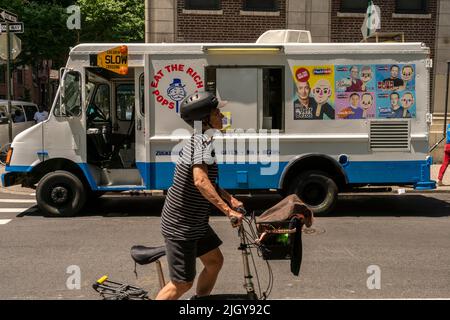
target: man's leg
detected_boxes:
[156,238,196,300]
[196,248,224,297]
[438,150,450,182]
[155,280,193,300]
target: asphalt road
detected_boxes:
[0,190,450,300]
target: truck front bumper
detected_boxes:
[1,171,26,188]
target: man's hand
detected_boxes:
[230,197,243,210]
[228,209,244,227]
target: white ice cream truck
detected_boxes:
[2,30,435,216]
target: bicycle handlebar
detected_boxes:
[230,207,246,226]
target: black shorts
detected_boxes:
[165,225,223,283]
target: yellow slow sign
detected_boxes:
[97,45,128,75]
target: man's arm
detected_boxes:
[192,164,243,221]
[217,187,243,209]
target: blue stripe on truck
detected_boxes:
[2,160,435,190]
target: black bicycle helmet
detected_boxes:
[180,91,219,126]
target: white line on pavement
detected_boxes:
[0,208,36,213]
[0,219,12,225]
[0,199,36,203]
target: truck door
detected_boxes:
[46,70,85,158]
[134,68,147,185]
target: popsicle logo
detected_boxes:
[151,64,204,113]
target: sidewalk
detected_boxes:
[1,164,450,195]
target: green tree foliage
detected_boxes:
[77,0,144,43]
[0,0,77,68]
[0,0,144,68]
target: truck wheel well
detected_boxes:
[28,158,90,190]
[281,155,347,192]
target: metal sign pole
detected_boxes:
[6,20,12,143]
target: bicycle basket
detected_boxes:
[255,194,313,261]
[256,220,297,260]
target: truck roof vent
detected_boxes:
[256,30,312,44]
[369,120,410,151]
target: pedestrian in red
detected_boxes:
[438,142,450,186]
[438,124,450,186]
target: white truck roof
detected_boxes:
[70,42,430,56]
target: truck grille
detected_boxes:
[369,121,410,151]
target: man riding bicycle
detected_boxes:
[156,92,244,300]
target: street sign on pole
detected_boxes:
[0,8,21,143]
[0,33,21,60]
[0,9,18,23]
[6,21,12,143]
[0,22,24,33]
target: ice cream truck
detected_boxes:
[1,30,435,217]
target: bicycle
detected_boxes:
[92,208,289,300]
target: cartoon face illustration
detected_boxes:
[312,79,332,105]
[167,78,187,101]
[349,93,360,108]
[401,66,414,82]
[361,66,372,83]
[350,66,359,80]
[390,92,400,110]
[401,92,414,110]
[361,93,373,110]
[296,81,311,100]
[390,65,400,79]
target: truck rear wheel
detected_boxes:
[36,171,86,217]
[288,170,338,215]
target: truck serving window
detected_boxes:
[263,68,283,130]
[55,71,82,117]
[206,66,284,131]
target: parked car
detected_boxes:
[0,100,39,150]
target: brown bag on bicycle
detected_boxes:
[255,194,313,276]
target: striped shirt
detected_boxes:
[161,133,218,240]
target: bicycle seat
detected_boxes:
[130,245,166,265]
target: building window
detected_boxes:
[185,0,220,10]
[340,0,368,13]
[395,0,428,14]
[243,0,278,12]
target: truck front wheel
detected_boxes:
[36,171,86,217]
[288,170,338,216]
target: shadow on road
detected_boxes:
[333,194,450,217]
[16,193,450,218]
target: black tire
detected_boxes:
[36,170,86,217]
[287,170,338,216]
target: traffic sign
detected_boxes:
[0,22,24,33]
[96,45,128,75]
[0,9,18,23]
[0,33,21,60]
